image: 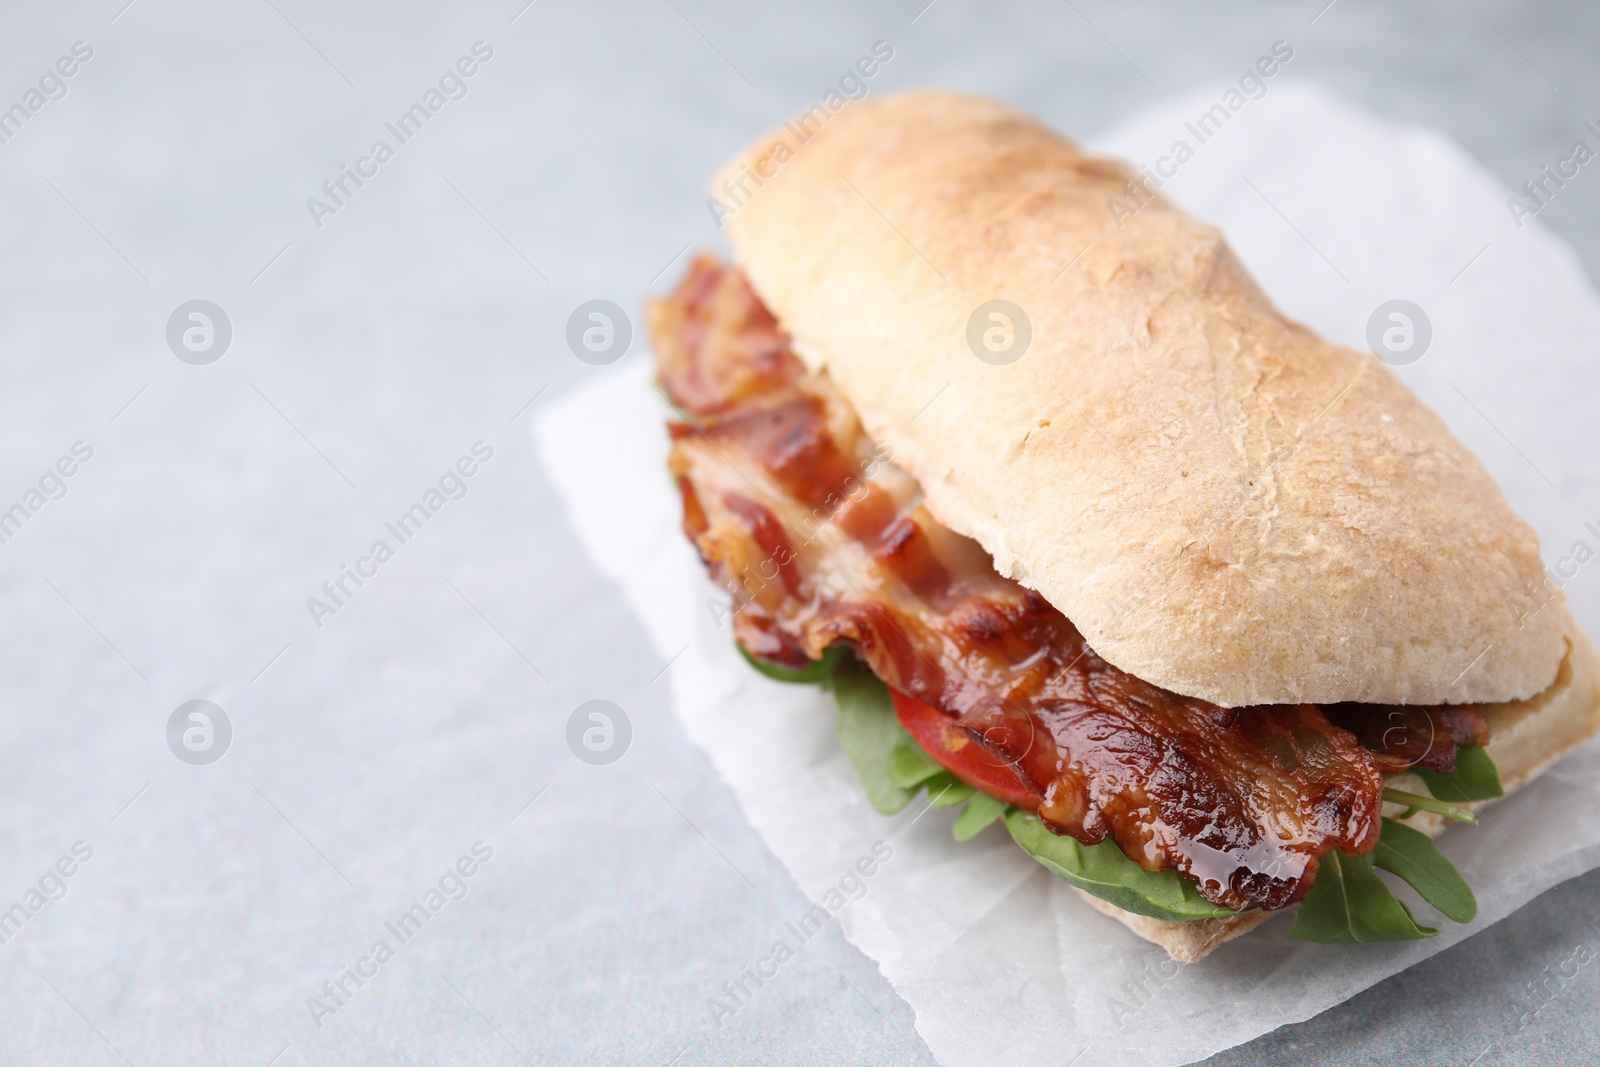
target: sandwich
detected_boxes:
[645,91,1600,962]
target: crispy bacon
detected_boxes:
[1322,703,1489,774]
[648,256,1470,913]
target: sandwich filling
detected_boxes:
[651,256,1489,913]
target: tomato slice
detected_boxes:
[890,689,1042,809]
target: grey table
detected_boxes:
[0,1,1595,1064]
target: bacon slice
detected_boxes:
[1321,703,1489,774]
[649,256,1402,912]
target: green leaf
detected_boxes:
[887,732,947,790]
[1416,745,1504,803]
[1373,818,1477,923]
[739,643,847,686]
[1381,788,1477,824]
[925,773,975,808]
[1288,849,1437,943]
[953,792,1009,841]
[831,664,917,815]
[1004,809,1236,923]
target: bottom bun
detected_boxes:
[1073,893,1272,964]
[1076,628,1600,963]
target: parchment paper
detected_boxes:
[536,82,1600,1067]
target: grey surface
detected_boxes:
[0,1,1596,1064]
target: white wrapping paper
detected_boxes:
[536,83,1600,1066]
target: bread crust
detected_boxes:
[718,91,1570,707]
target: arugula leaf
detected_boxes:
[1381,788,1477,824]
[953,792,1010,841]
[825,658,1003,825]
[1004,809,1236,922]
[831,662,918,815]
[924,774,976,808]
[1416,745,1504,803]
[886,732,947,790]
[739,644,848,686]
[1372,817,1476,923]
[1288,849,1437,943]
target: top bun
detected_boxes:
[715,90,1571,707]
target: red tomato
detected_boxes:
[890,689,1042,809]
